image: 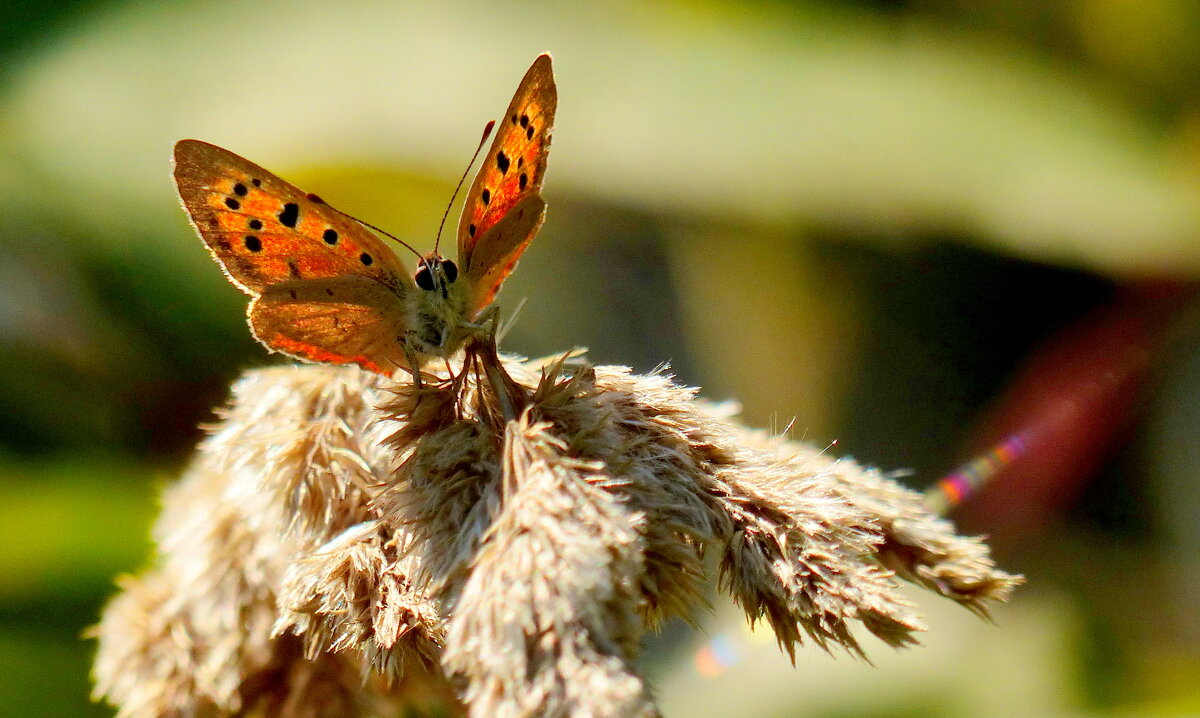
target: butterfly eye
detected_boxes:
[443,260,458,283]
[415,265,435,291]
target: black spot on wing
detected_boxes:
[278,202,299,228]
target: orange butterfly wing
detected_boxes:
[456,53,556,312]
[249,276,416,375]
[173,139,417,374]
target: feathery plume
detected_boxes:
[93,354,1020,717]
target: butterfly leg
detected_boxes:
[404,346,424,390]
[442,356,466,416]
[462,304,501,339]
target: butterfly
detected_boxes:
[173,54,556,378]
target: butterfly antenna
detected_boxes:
[354,216,425,260]
[435,120,495,255]
[319,201,425,261]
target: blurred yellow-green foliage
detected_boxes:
[3,1,1200,716]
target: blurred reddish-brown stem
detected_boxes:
[945,282,1194,542]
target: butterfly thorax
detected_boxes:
[406,254,473,358]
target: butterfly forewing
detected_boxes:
[456,53,556,312]
[173,139,412,295]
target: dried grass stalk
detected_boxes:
[93,355,1020,717]
[443,417,654,717]
[273,520,445,678]
[92,366,459,717]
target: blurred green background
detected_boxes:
[3,0,1200,716]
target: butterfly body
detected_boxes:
[408,254,473,358]
[173,54,556,378]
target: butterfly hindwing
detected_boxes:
[456,53,556,313]
[249,276,416,375]
[465,195,546,310]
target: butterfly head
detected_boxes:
[414,254,459,297]
[407,252,473,358]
